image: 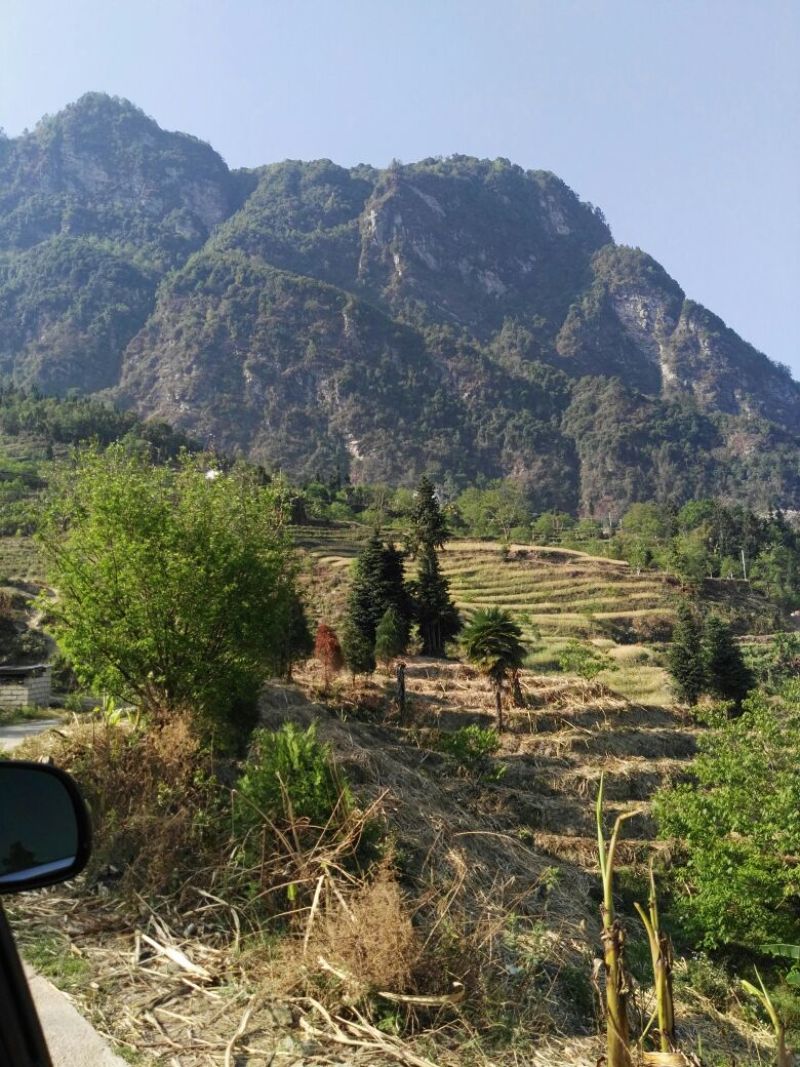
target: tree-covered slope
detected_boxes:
[1,94,798,513]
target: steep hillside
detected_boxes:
[1,95,798,512]
[10,666,771,1066]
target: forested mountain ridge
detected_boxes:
[1,93,798,514]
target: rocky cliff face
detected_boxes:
[0,95,797,512]
[0,93,235,259]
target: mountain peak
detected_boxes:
[0,98,797,512]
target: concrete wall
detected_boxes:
[0,670,52,709]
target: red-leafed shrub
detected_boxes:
[314,622,344,688]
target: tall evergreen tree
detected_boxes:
[375,605,407,666]
[275,593,314,680]
[412,545,461,656]
[702,614,753,705]
[342,618,376,678]
[345,533,411,654]
[667,602,705,705]
[407,476,450,557]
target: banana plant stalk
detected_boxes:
[635,862,676,1053]
[741,969,793,1067]
[596,773,640,1067]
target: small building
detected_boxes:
[0,664,52,710]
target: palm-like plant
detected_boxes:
[461,608,527,730]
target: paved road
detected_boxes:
[0,717,62,751]
[3,718,127,1064]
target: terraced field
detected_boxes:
[410,659,695,870]
[0,535,42,583]
[294,525,679,704]
[439,540,675,637]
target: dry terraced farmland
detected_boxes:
[295,526,679,705]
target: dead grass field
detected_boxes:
[9,662,772,1066]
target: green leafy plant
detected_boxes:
[38,445,297,750]
[234,722,353,836]
[436,725,505,781]
[741,969,792,1067]
[654,687,800,949]
[557,640,615,682]
[461,608,527,730]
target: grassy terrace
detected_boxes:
[293,525,678,705]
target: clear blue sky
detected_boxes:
[2,0,798,376]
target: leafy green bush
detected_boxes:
[234,722,353,834]
[654,686,800,949]
[39,446,297,750]
[557,640,614,681]
[437,725,505,781]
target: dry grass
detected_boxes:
[8,649,765,1065]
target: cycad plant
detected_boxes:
[461,607,527,730]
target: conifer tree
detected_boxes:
[412,545,461,656]
[404,477,459,656]
[342,618,376,678]
[344,533,411,662]
[276,593,314,680]
[375,605,407,666]
[407,475,450,557]
[667,602,705,705]
[702,614,753,705]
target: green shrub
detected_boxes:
[234,722,353,834]
[654,687,800,949]
[557,640,614,681]
[437,725,505,781]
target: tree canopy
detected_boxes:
[38,445,297,747]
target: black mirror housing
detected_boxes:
[0,762,92,894]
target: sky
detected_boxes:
[2,0,798,377]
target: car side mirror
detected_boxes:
[0,762,92,894]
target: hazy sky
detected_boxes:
[2,0,798,376]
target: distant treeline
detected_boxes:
[0,382,197,534]
[0,384,797,612]
[290,477,800,611]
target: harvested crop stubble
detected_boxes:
[8,658,778,1066]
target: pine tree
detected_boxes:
[407,476,450,557]
[702,614,753,705]
[412,545,461,656]
[667,602,705,705]
[277,594,314,680]
[374,605,407,666]
[345,533,411,652]
[314,622,344,689]
[342,618,376,678]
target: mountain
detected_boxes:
[0,94,797,515]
